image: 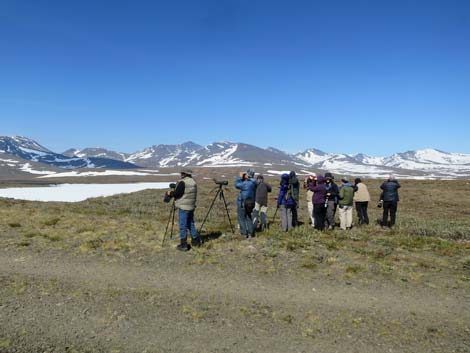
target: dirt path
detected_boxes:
[1,249,469,353]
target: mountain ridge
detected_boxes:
[2,135,470,178]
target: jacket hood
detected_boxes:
[317,175,325,184]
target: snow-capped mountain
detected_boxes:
[63,147,129,161]
[0,136,137,170]
[124,142,203,167]
[193,142,302,167]
[2,135,470,179]
[296,148,470,178]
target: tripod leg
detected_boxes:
[170,205,176,239]
[198,189,220,235]
[220,191,235,234]
[162,201,175,247]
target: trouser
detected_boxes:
[237,204,254,237]
[178,209,198,241]
[338,205,353,230]
[355,201,369,224]
[307,201,315,226]
[279,205,293,232]
[382,201,398,226]
[313,203,326,230]
[292,204,299,227]
[325,200,337,228]
[253,202,268,230]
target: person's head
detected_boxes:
[354,178,362,185]
[317,175,325,184]
[246,168,255,179]
[281,173,289,184]
[341,177,349,185]
[388,174,396,182]
[289,171,296,178]
[256,175,264,184]
[180,168,193,178]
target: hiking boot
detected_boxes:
[176,240,191,252]
[191,236,202,247]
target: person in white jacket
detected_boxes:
[353,178,371,225]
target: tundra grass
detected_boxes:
[0,179,469,287]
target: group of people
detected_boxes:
[167,167,401,250]
[235,168,401,234]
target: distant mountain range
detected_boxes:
[1,135,470,179]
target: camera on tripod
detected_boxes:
[214,179,228,186]
[163,183,177,203]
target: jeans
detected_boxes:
[178,209,198,241]
[279,205,293,232]
[382,201,398,227]
[355,201,369,224]
[238,204,254,237]
[313,203,326,230]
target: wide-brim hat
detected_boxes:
[180,168,193,175]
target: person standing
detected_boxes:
[277,173,296,231]
[167,168,201,251]
[235,168,257,238]
[304,175,316,227]
[380,175,401,227]
[309,175,327,230]
[324,172,339,230]
[289,171,300,227]
[338,178,354,230]
[253,175,272,231]
[353,178,370,225]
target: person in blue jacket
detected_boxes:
[235,168,257,238]
[277,173,297,231]
[380,175,401,227]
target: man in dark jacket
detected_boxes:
[253,175,272,231]
[324,172,339,230]
[166,168,201,251]
[309,175,327,230]
[235,168,257,238]
[288,171,300,227]
[380,175,401,227]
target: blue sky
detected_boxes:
[1,0,469,155]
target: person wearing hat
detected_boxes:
[235,168,257,238]
[338,177,354,230]
[324,172,339,230]
[169,168,201,251]
[380,175,401,227]
[309,175,327,230]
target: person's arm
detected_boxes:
[171,181,185,199]
[266,183,272,193]
[395,181,401,189]
[234,177,244,190]
[380,183,385,190]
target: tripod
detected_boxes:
[199,183,235,235]
[162,199,176,247]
